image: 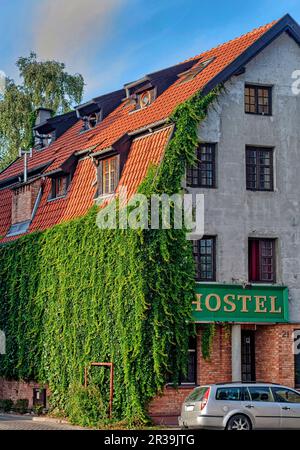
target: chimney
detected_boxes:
[11,179,41,225]
[35,107,53,126]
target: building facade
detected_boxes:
[0,14,300,424]
[151,26,300,424]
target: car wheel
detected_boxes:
[226,414,252,431]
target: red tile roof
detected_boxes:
[117,126,174,200]
[0,17,291,242]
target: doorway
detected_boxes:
[241,330,256,382]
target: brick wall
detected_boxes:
[0,379,49,409]
[149,324,231,424]
[148,323,299,424]
[11,180,41,224]
[255,324,296,387]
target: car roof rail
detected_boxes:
[214,381,281,385]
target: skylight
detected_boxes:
[179,57,216,83]
[6,220,31,237]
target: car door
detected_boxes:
[240,386,281,429]
[272,387,300,429]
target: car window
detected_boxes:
[248,387,273,402]
[216,387,241,401]
[272,388,300,404]
[186,387,208,402]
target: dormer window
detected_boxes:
[49,174,71,200]
[97,155,119,196]
[139,90,152,109]
[134,88,155,111]
[88,112,100,129]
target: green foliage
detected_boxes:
[13,399,29,414]
[0,399,13,412]
[201,324,216,360]
[0,89,219,424]
[66,382,106,427]
[0,52,84,170]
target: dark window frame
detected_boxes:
[187,143,216,188]
[248,238,276,283]
[246,146,274,191]
[193,236,216,282]
[179,336,197,385]
[49,174,71,200]
[245,84,272,116]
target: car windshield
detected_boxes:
[186,387,209,402]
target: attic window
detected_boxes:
[49,174,71,200]
[179,57,215,83]
[6,220,31,237]
[97,155,119,196]
[135,89,155,110]
[88,112,99,129]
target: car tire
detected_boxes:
[226,414,252,431]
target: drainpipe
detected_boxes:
[231,324,242,381]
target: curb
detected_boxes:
[32,416,70,424]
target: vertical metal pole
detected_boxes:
[109,363,114,419]
[24,151,28,183]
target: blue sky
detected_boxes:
[0,0,300,103]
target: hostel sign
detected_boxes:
[192,284,289,323]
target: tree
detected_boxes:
[0,52,84,171]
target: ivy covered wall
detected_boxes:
[0,90,219,424]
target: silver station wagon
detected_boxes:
[178,383,300,430]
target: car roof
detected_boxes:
[196,382,294,387]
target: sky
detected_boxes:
[0,0,300,103]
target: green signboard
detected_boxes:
[192,284,289,323]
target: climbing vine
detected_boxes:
[0,88,220,425]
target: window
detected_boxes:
[272,387,300,403]
[186,387,209,402]
[98,156,119,196]
[50,175,70,199]
[180,337,197,384]
[249,238,276,283]
[6,220,31,237]
[295,330,300,388]
[248,386,273,402]
[179,57,215,83]
[187,144,216,188]
[216,387,242,401]
[246,147,273,191]
[245,84,272,115]
[87,113,99,129]
[193,237,216,282]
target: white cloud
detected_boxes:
[35,0,125,59]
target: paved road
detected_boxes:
[0,414,85,430]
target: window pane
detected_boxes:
[245,85,271,115]
[249,239,275,283]
[102,156,118,194]
[246,147,273,191]
[193,237,216,281]
[216,388,241,401]
[273,388,300,403]
[248,387,273,402]
[186,144,215,187]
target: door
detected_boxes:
[240,386,281,429]
[241,331,256,382]
[272,386,300,429]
